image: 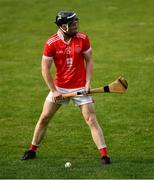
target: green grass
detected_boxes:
[0,0,154,178]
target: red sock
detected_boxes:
[29,144,38,152]
[99,147,107,157]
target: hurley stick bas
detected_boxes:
[62,76,128,98]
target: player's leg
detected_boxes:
[21,101,61,160]
[80,103,110,164]
[32,101,61,146]
[80,103,105,147]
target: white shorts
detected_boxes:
[46,86,93,106]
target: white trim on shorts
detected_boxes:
[46,86,93,106]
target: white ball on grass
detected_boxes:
[65,162,71,168]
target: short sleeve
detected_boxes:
[82,35,92,54]
[42,42,55,61]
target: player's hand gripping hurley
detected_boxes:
[62,77,128,98]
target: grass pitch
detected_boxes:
[0,0,154,179]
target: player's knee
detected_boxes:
[39,113,51,126]
[85,113,97,127]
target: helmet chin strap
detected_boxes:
[59,24,69,34]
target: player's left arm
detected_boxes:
[83,49,93,92]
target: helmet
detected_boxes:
[55,11,79,26]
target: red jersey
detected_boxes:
[43,30,92,89]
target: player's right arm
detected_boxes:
[42,37,62,99]
[41,58,61,99]
[41,58,55,92]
